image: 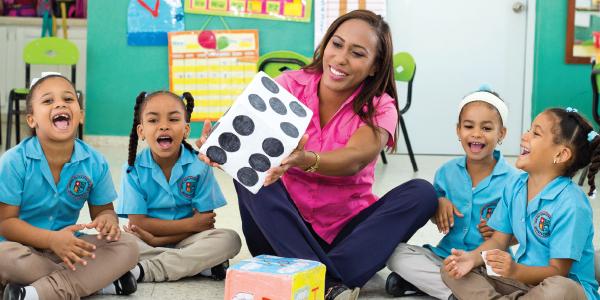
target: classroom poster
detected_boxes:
[168,30,259,121]
[314,0,386,47]
[185,0,311,22]
[128,0,185,46]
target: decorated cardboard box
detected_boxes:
[224,255,326,300]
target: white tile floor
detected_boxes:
[3,138,600,300]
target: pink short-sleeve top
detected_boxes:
[276,69,398,243]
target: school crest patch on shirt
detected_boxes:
[178,175,198,199]
[480,202,497,221]
[67,175,92,201]
[533,210,552,238]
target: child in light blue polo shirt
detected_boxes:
[0,74,139,300]
[442,107,600,300]
[386,88,518,299]
[117,91,241,283]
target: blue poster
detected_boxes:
[127,0,185,46]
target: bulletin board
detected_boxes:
[168,30,259,121]
[185,0,312,22]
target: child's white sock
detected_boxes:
[98,283,116,295]
[24,286,39,300]
[199,268,212,276]
[130,264,141,281]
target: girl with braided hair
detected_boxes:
[116,91,241,283]
[442,107,600,300]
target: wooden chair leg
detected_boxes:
[400,115,418,172]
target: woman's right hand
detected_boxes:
[48,224,96,271]
[195,120,221,168]
[443,248,477,279]
[434,197,464,234]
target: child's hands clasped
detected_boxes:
[484,249,517,278]
[87,213,120,241]
[190,210,216,233]
[478,219,495,240]
[443,248,478,279]
[123,223,156,246]
[48,224,96,271]
[434,197,464,234]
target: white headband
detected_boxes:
[458,91,508,125]
[30,71,62,88]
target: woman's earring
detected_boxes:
[142,137,145,141]
[553,158,557,164]
[458,138,462,142]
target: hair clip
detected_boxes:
[478,83,492,92]
[566,107,578,113]
[588,130,599,142]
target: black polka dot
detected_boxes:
[218,132,241,152]
[261,76,279,93]
[280,122,299,138]
[249,153,271,172]
[289,101,307,117]
[269,97,287,115]
[248,94,266,112]
[206,146,227,164]
[232,115,254,136]
[237,167,259,187]
[262,138,284,157]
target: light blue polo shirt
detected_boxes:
[427,150,518,258]
[0,137,117,241]
[489,173,599,300]
[117,146,226,220]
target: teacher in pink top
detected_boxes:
[197,10,437,300]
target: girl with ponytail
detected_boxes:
[442,107,600,300]
[117,91,241,283]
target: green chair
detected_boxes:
[257,50,311,78]
[381,52,418,171]
[6,37,81,150]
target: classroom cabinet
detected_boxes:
[0,17,87,116]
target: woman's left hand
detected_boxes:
[485,249,517,278]
[264,135,309,186]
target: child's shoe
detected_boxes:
[114,271,138,295]
[385,272,425,297]
[3,283,32,300]
[209,260,229,280]
[324,283,360,300]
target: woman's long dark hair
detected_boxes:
[304,9,398,150]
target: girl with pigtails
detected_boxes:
[116,91,241,283]
[442,107,600,300]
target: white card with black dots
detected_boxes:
[199,72,313,194]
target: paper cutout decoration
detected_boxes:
[185,0,312,23]
[168,30,259,121]
[224,255,326,300]
[128,0,185,46]
[199,72,313,194]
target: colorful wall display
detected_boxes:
[168,29,259,121]
[185,0,312,23]
[128,0,185,46]
[314,0,386,47]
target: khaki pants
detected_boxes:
[386,243,452,300]
[441,266,587,300]
[136,228,241,282]
[0,233,139,300]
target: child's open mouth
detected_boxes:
[468,142,485,153]
[157,135,173,150]
[52,113,71,130]
[520,147,530,156]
